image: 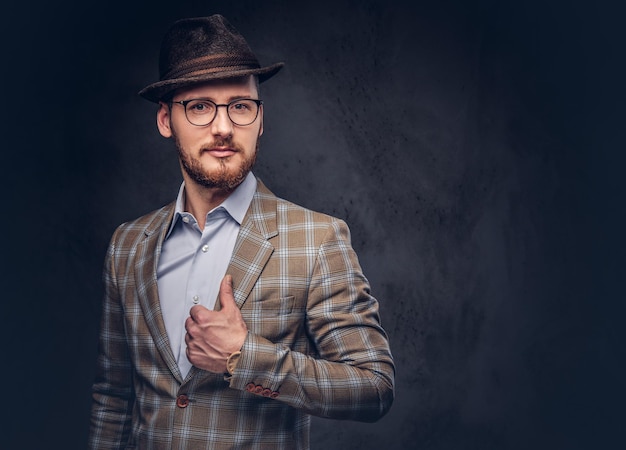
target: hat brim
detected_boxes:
[138,62,284,103]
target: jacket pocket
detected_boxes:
[254,295,296,316]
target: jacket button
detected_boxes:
[245,383,256,392]
[270,391,279,399]
[261,388,272,397]
[253,385,264,394]
[176,394,190,408]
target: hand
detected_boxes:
[185,274,248,373]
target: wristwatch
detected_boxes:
[226,351,242,375]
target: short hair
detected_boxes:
[159,75,260,104]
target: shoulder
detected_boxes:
[110,203,175,248]
[256,179,341,224]
[255,179,350,243]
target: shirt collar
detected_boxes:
[167,171,257,238]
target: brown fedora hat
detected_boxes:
[138,15,284,102]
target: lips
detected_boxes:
[203,146,237,158]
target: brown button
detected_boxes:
[176,394,189,408]
[261,388,272,397]
[270,391,279,399]
[245,383,256,392]
[253,385,264,394]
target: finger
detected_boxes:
[184,315,197,332]
[218,274,236,310]
[189,304,210,323]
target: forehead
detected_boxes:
[173,76,258,100]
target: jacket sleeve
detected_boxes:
[88,228,134,449]
[227,218,395,421]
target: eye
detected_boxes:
[187,100,215,114]
[229,100,257,116]
[231,102,251,111]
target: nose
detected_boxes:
[210,105,233,137]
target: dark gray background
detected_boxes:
[2,0,625,449]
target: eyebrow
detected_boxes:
[177,94,258,103]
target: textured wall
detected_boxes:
[2,0,625,449]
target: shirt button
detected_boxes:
[201,244,209,253]
[176,394,189,408]
[182,216,190,223]
[192,295,199,304]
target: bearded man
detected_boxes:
[88,14,394,450]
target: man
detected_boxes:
[88,14,394,449]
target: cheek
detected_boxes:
[250,124,264,143]
[173,125,205,151]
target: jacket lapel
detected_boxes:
[130,180,277,382]
[218,180,278,311]
[132,203,185,383]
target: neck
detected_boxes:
[183,179,234,229]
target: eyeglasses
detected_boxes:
[170,98,263,126]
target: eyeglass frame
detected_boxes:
[169,98,263,127]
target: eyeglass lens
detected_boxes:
[184,99,260,126]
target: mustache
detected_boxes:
[200,138,242,152]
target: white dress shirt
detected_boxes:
[156,172,257,378]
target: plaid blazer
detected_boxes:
[88,179,395,450]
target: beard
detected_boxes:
[174,134,258,192]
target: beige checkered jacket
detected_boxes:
[88,179,395,449]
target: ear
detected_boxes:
[156,102,173,138]
[258,104,264,137]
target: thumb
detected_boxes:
[218,274,236,310]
